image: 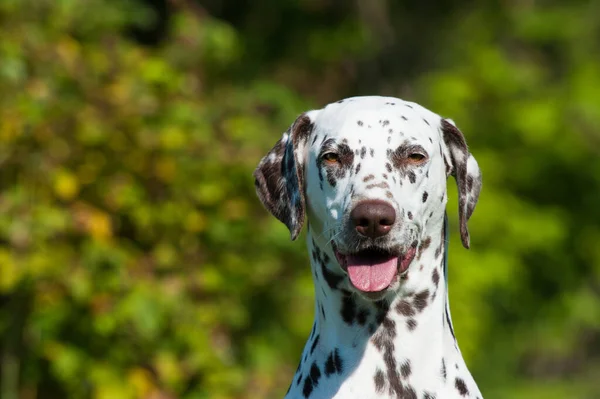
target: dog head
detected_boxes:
[254,96,481,298]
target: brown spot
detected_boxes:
[408,171,416,183]
[414,289,430,312]
[363,174,375,182]
[386,191,394,199]
[396,300,415,317]
[400,360,412,378]
[374,369,385,392]
[432,269,440,286]
[435,244,442,258]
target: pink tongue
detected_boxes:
[346,254,398,292]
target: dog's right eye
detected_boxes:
[321,153,340,165]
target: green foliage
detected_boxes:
[0,1,598,398]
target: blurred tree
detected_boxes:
[0,0,598,398]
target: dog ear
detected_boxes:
[254,112,317,240]
[441,119,482,249]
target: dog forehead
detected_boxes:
[312,96,441,145]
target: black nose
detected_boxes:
[350,200,396,238]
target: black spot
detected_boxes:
[422,191,429,202]
[370,148,375,157]
[337,100,344,103]
[414,289,430,312]
[297,373,303,386]
[374,368,385,392]
[324,349,343,376]
[403,386,417,399]
[386,163,392,173]
[407,211,413,220]
[355,163,361,174]
[396,300,415,317]
[435,244,442,258]
[388,128,393,134]
[360,146,366,159]
[406,318,417,331]
[429,211,433,218]
[382,120,390,127]
[401,115,408,121]
[428,137,433,143]
[302,377,313,397]
[441,358,447,380]
[382,317,396,338]
[432,269,440,287]
[357,120,363,126]
[357,309,369,325]
[382,173,388,179]
[455,377,469,396]
[405,104,413,109]
[383,342,402,396]
[340,292,356,325]
[310,362,321,385]
[326,169,337,187]
[311,135,318,145]
[423,118,430,126]
[321,304,326,319]
[408,171,416,184]
[363,174,375,182]
[424,392,436,399]
[321,262,343,290]
[310,334,320,354]
[400,360,412,378]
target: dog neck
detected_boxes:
[285,215,482,398]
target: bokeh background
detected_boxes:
[0,0,599,398]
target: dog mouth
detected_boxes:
[333,245,417,293]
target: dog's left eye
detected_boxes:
[322,153,340,165]
[408,153,426,164]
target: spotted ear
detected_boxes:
[254,112,318,240]
[441,119,482,249]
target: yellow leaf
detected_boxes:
[155,158,177,182]
[88,210,112,241]
[54,170,79,200]
[184,211,207,232]
[0,250,18,293]
[128,367,155,398]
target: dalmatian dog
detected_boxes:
[254,96,483,398]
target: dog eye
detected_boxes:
[408,153,426,163]
[322,153,340,165]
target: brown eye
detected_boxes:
[408,153,426,163]
[322,153,340,165]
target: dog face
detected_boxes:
[254,96,481,298]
